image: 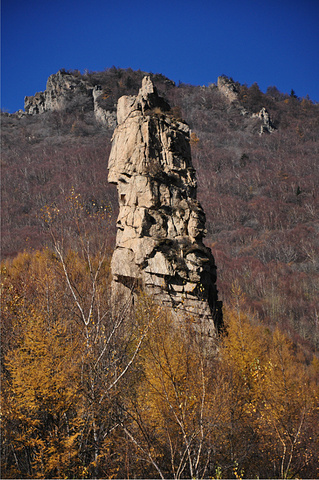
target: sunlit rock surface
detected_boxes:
[108,76,223,336]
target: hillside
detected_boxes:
[2,67,318,351]
[1,67,319,479]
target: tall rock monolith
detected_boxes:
[108,76,222,338]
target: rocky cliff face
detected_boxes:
[108,77,222,337]
[217,75,241,104]
[24,70,117,127]
[25,70,91,113]
[252,107,275,134]
[217,75,275,134]
[23,70,274,135]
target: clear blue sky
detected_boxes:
[2,0,319,113]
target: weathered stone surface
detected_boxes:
[217,75,240,104]
[24,70,116,126]
[217,75,275,134]
[252,107,275,134]
[25,70,93,114]
[108,76,222,337]
[92,87,117,127]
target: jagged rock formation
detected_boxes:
[108,76,222,337]
[23,70,274,135]
[217,75,242,104]
[24,70,117,127]
[217,75,275,134]
[92,87,117,128]
[252,106,275,134]
[24,70,92,113]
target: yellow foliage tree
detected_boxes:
[1,191,154,478]
[2,243,318,478]
[220,288,319,479]
[2,304,83,478]
[122,296,229,479]
[256,328,319,478]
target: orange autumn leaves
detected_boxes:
[1,250,319,478]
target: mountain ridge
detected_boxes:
[21,68,276,134]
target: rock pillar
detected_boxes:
[108,76,222,337]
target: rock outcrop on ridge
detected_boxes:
[251,107,275,134]
[24,70,117,127]
[217,75,275,134]
[24,70,93,114]
[217,75,242,105]
[23,69,274,136]
[108,76,222,337]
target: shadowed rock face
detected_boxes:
[108,76,222,337]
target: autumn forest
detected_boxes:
[1,68,319,478]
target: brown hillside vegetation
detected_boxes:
[178,83,319,351]
[1,68,319,478]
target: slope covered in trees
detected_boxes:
[1,246,319,478]
[1,68,319,478]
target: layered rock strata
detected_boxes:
[108,77,222,337]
